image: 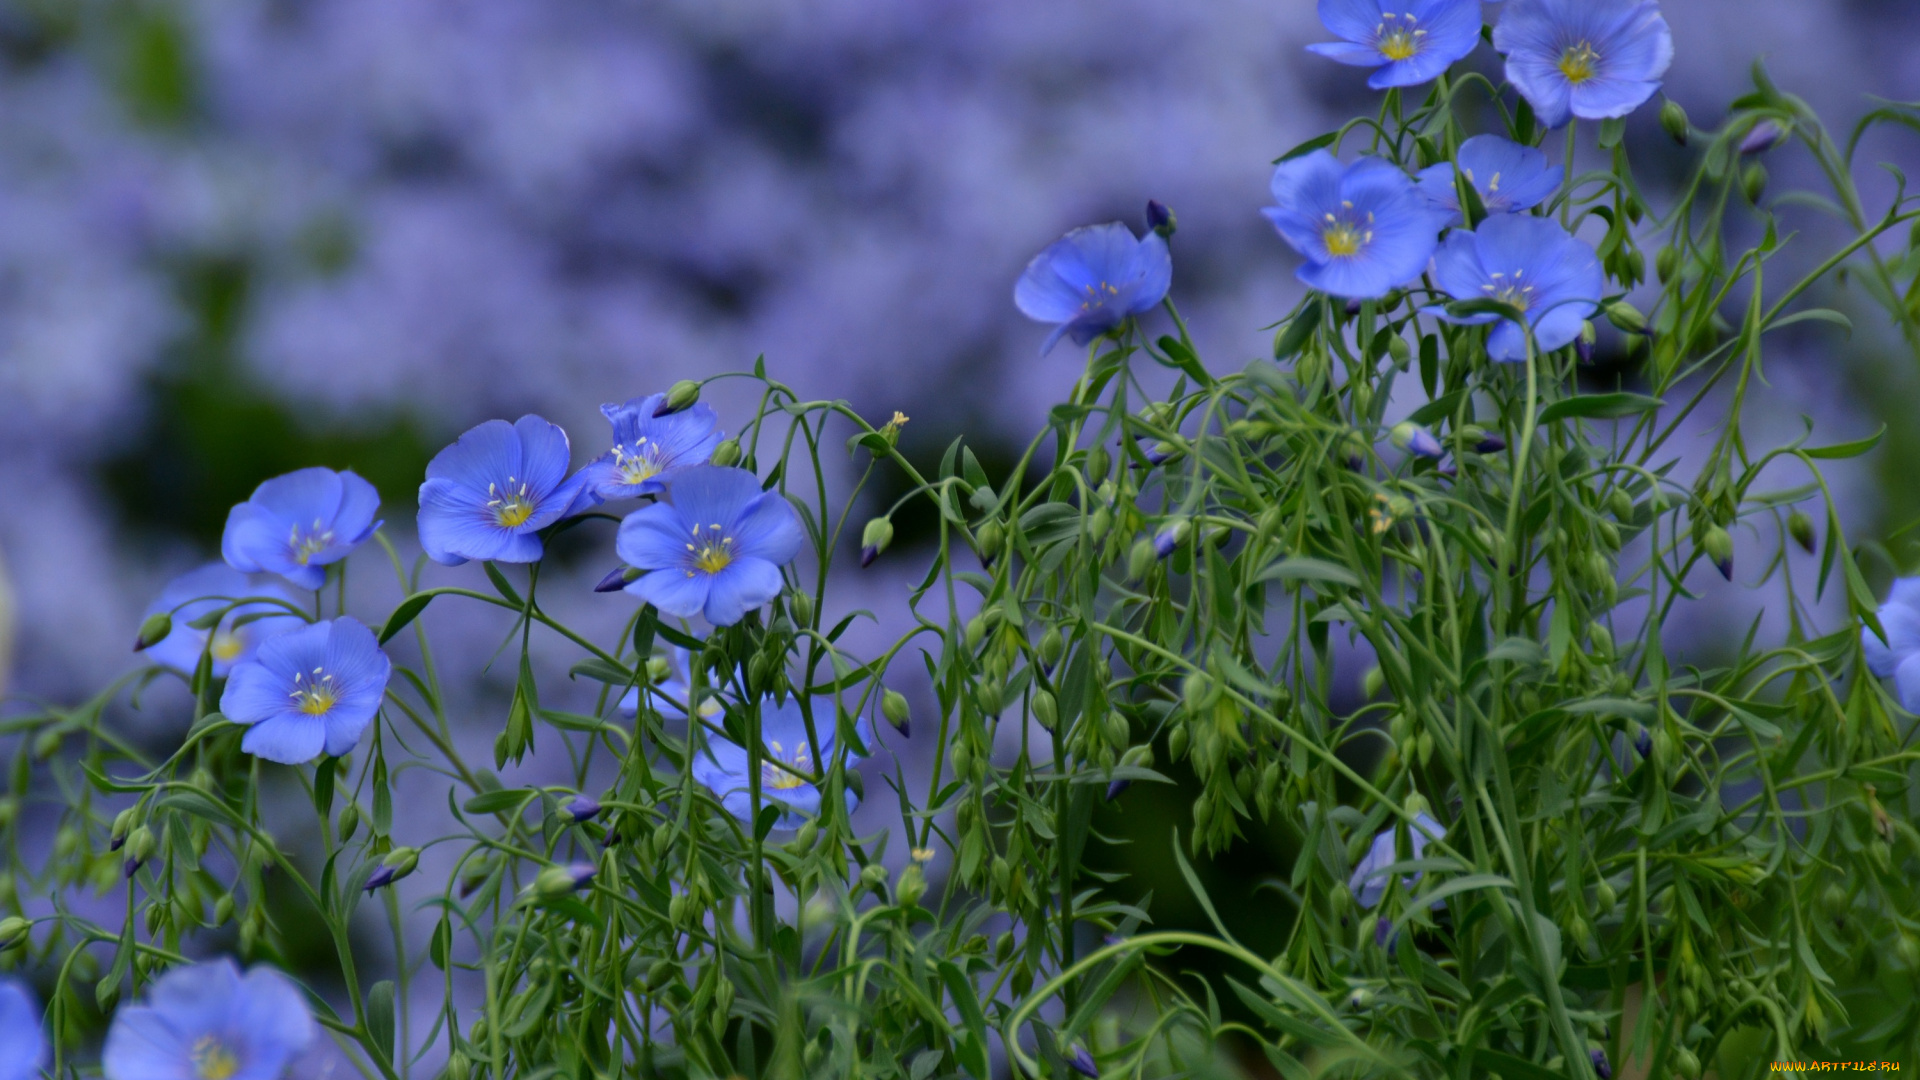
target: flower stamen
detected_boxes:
[191,1034,241,1080]
[1374,13,1428,62]
[486,477,537,528]
[289,667,341,717]
[1558,40,1600,85]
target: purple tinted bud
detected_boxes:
[1475,434,1506,454]
[1634,727,1652,759]
[1374,915,1394,947]
[1153,527,1180,560]
[1739,120,1784,156]
[1575,334,1595,364]
[566,794,603,822]
[109,836,126,853]
[594,566,632,593]
[1102,933,1125,948]
[1345,298,1364,316]
[1069,1045,1099,1078]
[123,858,140,879]
[1591,1049,1613,1080]
[860,545,880,568]
[1105,778,1132,802]
[1145,200,1176,238]
[363,864,396,893]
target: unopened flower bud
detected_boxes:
[110,808,137,852]
[444,1050,472,1080]
[1068,1045,1099,1078]
[565,794,603,822]
[1702,525,1734,580]
[1389,422,1443,460]
[1128,537,1157,580]
[1660,99,1689,145]
[895,862,928,907]
[123,825,156,877]
[881,688,911,737]
[1590,1048,1613,1080]
[534,862,597,899]
[367,846,419,893]
[788,590,814,627]
[133,612,172,652]
[1787,510,1816,554]
[976,520,1004,565]
[338,802,361,843]
[710,439,742,467]
[1656,245,1680,283]
[1739,119,1784,155]
[1604,301,1647,335]
[1154,519,1190,559]
[1741,162,1768,203]
[655,380,701,416]
[860,517,894,568]
[0,916,27,949]
[1576,320,1598,364]
[1039,625,1065,667]
[1145,199,1176,239]
[594,565,641,593]
[1031,689,1057,730]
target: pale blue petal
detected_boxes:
[249,467,343,526]
[424,419,521,490]
[221,664,299,727]
[335,470,382,543]
[511,414,574,500]
[1317,0,1383,42]
[0,981,46,1080]
[627,568,711,620]
[243,713,329,764]
[729,492,804,565]
[102,1006,192,1080]
[1306,41,1384,67]
[616,502,696,570]
[233,965,314,1065]
[703,558,785,626]
[1897,653,1920,715]
[221,503,273,573]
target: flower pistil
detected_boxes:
[1558,40,1600,85]
[1375,14,1428,61]
[687,523,736,576]
[763,740,813,790]
[289,668,340,716]
[1322,204,1376,258]
[487,478,537,528]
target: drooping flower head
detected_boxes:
[1863,579,1920,712]
[692,695,869,828]
[1416,134,1564,224]
[1350,811,1446,908]
[1426,213,1602,361]
[0,979,46,1080]
[1307,0,1486,90]
[417,415,590,566]
[1264,151,1442,300]
[102,959,312,1080]
[139,564,305,679]
[1492,0,1673,128]
[221,468,381,591]
[577,394,723,503]
[219,617,392,764]
[614,466,803,627]
[1014,222,1172,355]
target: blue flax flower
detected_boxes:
[1492,0,1673,128]
[615,466,803,627]
[220,617,392,764]
[1864,579,1920,712]
[0,979,46,1080]
[1307,0,1486,90]
[577,393,723,502]
[417,416,590,566]
[1427,213,1602,361]
[102,959,312,1080]
[1350,811,1446,908]
[139,564,304,679]
[1264,151,1441,300]
[1014,222,1172,355]
[692,696,869,828]
[221,468,381,590]
[1416,134,1564,224]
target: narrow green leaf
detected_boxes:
[1537,392,1664,423]
[367,981,396,1064]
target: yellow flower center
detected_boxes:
[289,667,341,716]
[192,1035,241,1080]
[1321,202,1375,258]
[210,631,245,663]
[1558,40,1599,85]
[612,440,662,486]
[487,477,536,529]
[1375,14,1427,61]
[1078,281,1120,312]
[685,523,735,576]
[288,520,335,565]
[763,740,813,790]
[1480,270,1536,311]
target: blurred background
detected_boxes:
[3,0,1920,1069]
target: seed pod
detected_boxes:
[1589,622,1614,658]
[964,615,987,650]
[788,590,814,628]
[444,1050,472,1080]
[1088,505,1112,543]
[1362,666,1385,700]
[1604,301,1647,335]
[895,863,927,907]
[1416,730,1434,766]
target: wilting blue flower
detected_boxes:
[221,468,381,590]
[139,565,305,679]
[1350,811,1446,908]
[1307,0,1485,90]
[576,394,723,502]
[615,466,803,627]
[1427,213,1602,361]
[417,416,591,566]
[0,980,46,1080]
[1416,134,1563,223]
[1492,0,1673,129]
[1864,579,1920,712]
[1264,151,1441,300]
[102,959,312,1080]
[1014,222,1172,354]
[692,696,869,828]
[220,617,392,764]
[619,647,726,719]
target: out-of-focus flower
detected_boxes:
[219,617,392,764]
[692,696,868,829]
[1493,0,1673,128]
[1863,579,1920,712]
[220,468,381,590]
[1307,0,1486,90]
[138,564,304,679]
[1014,223,1172,355]
[1263,151,1440,299]
[576,393,723,503]
[417,416,590,566]
[0,979,46,1080]
[101,959,312,1080]
[615,466,803,627]
[1427,213,1602,361]
[1350,811,1446,908]
[1416,135,1563,223]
